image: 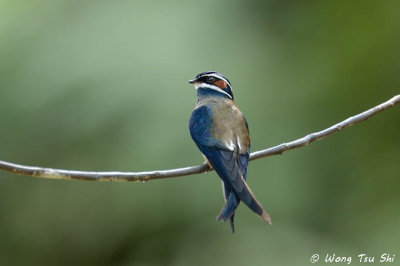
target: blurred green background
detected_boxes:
[0,0,399,265]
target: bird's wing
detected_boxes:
[217,144,250,219]
[221,145,251,232]
[238,154,249,180]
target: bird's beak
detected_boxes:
[188,79,196,84]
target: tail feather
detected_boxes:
[217,182,239,233]
[216,190,239,222]
[229,214,235,233]
[216,196,237,234]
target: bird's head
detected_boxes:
[188,71,234,100]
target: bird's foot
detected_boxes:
[202,155,213,170]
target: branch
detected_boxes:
[1,95,399,182]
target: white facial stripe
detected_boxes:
[194,82,233,99]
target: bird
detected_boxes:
[188,71,271,233]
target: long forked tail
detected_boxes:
[209,150,271,224]
[216,185,271,233]
[200,147,271,226]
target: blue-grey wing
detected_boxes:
[189,105,218,148]
[219,144,250,212]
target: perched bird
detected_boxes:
[188,71,271,233]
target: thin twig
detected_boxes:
[0,95,399,182]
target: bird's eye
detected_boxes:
[207,76,216,83]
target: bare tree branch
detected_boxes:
[1,95,399,182]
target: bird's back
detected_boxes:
[190,98,250,157]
